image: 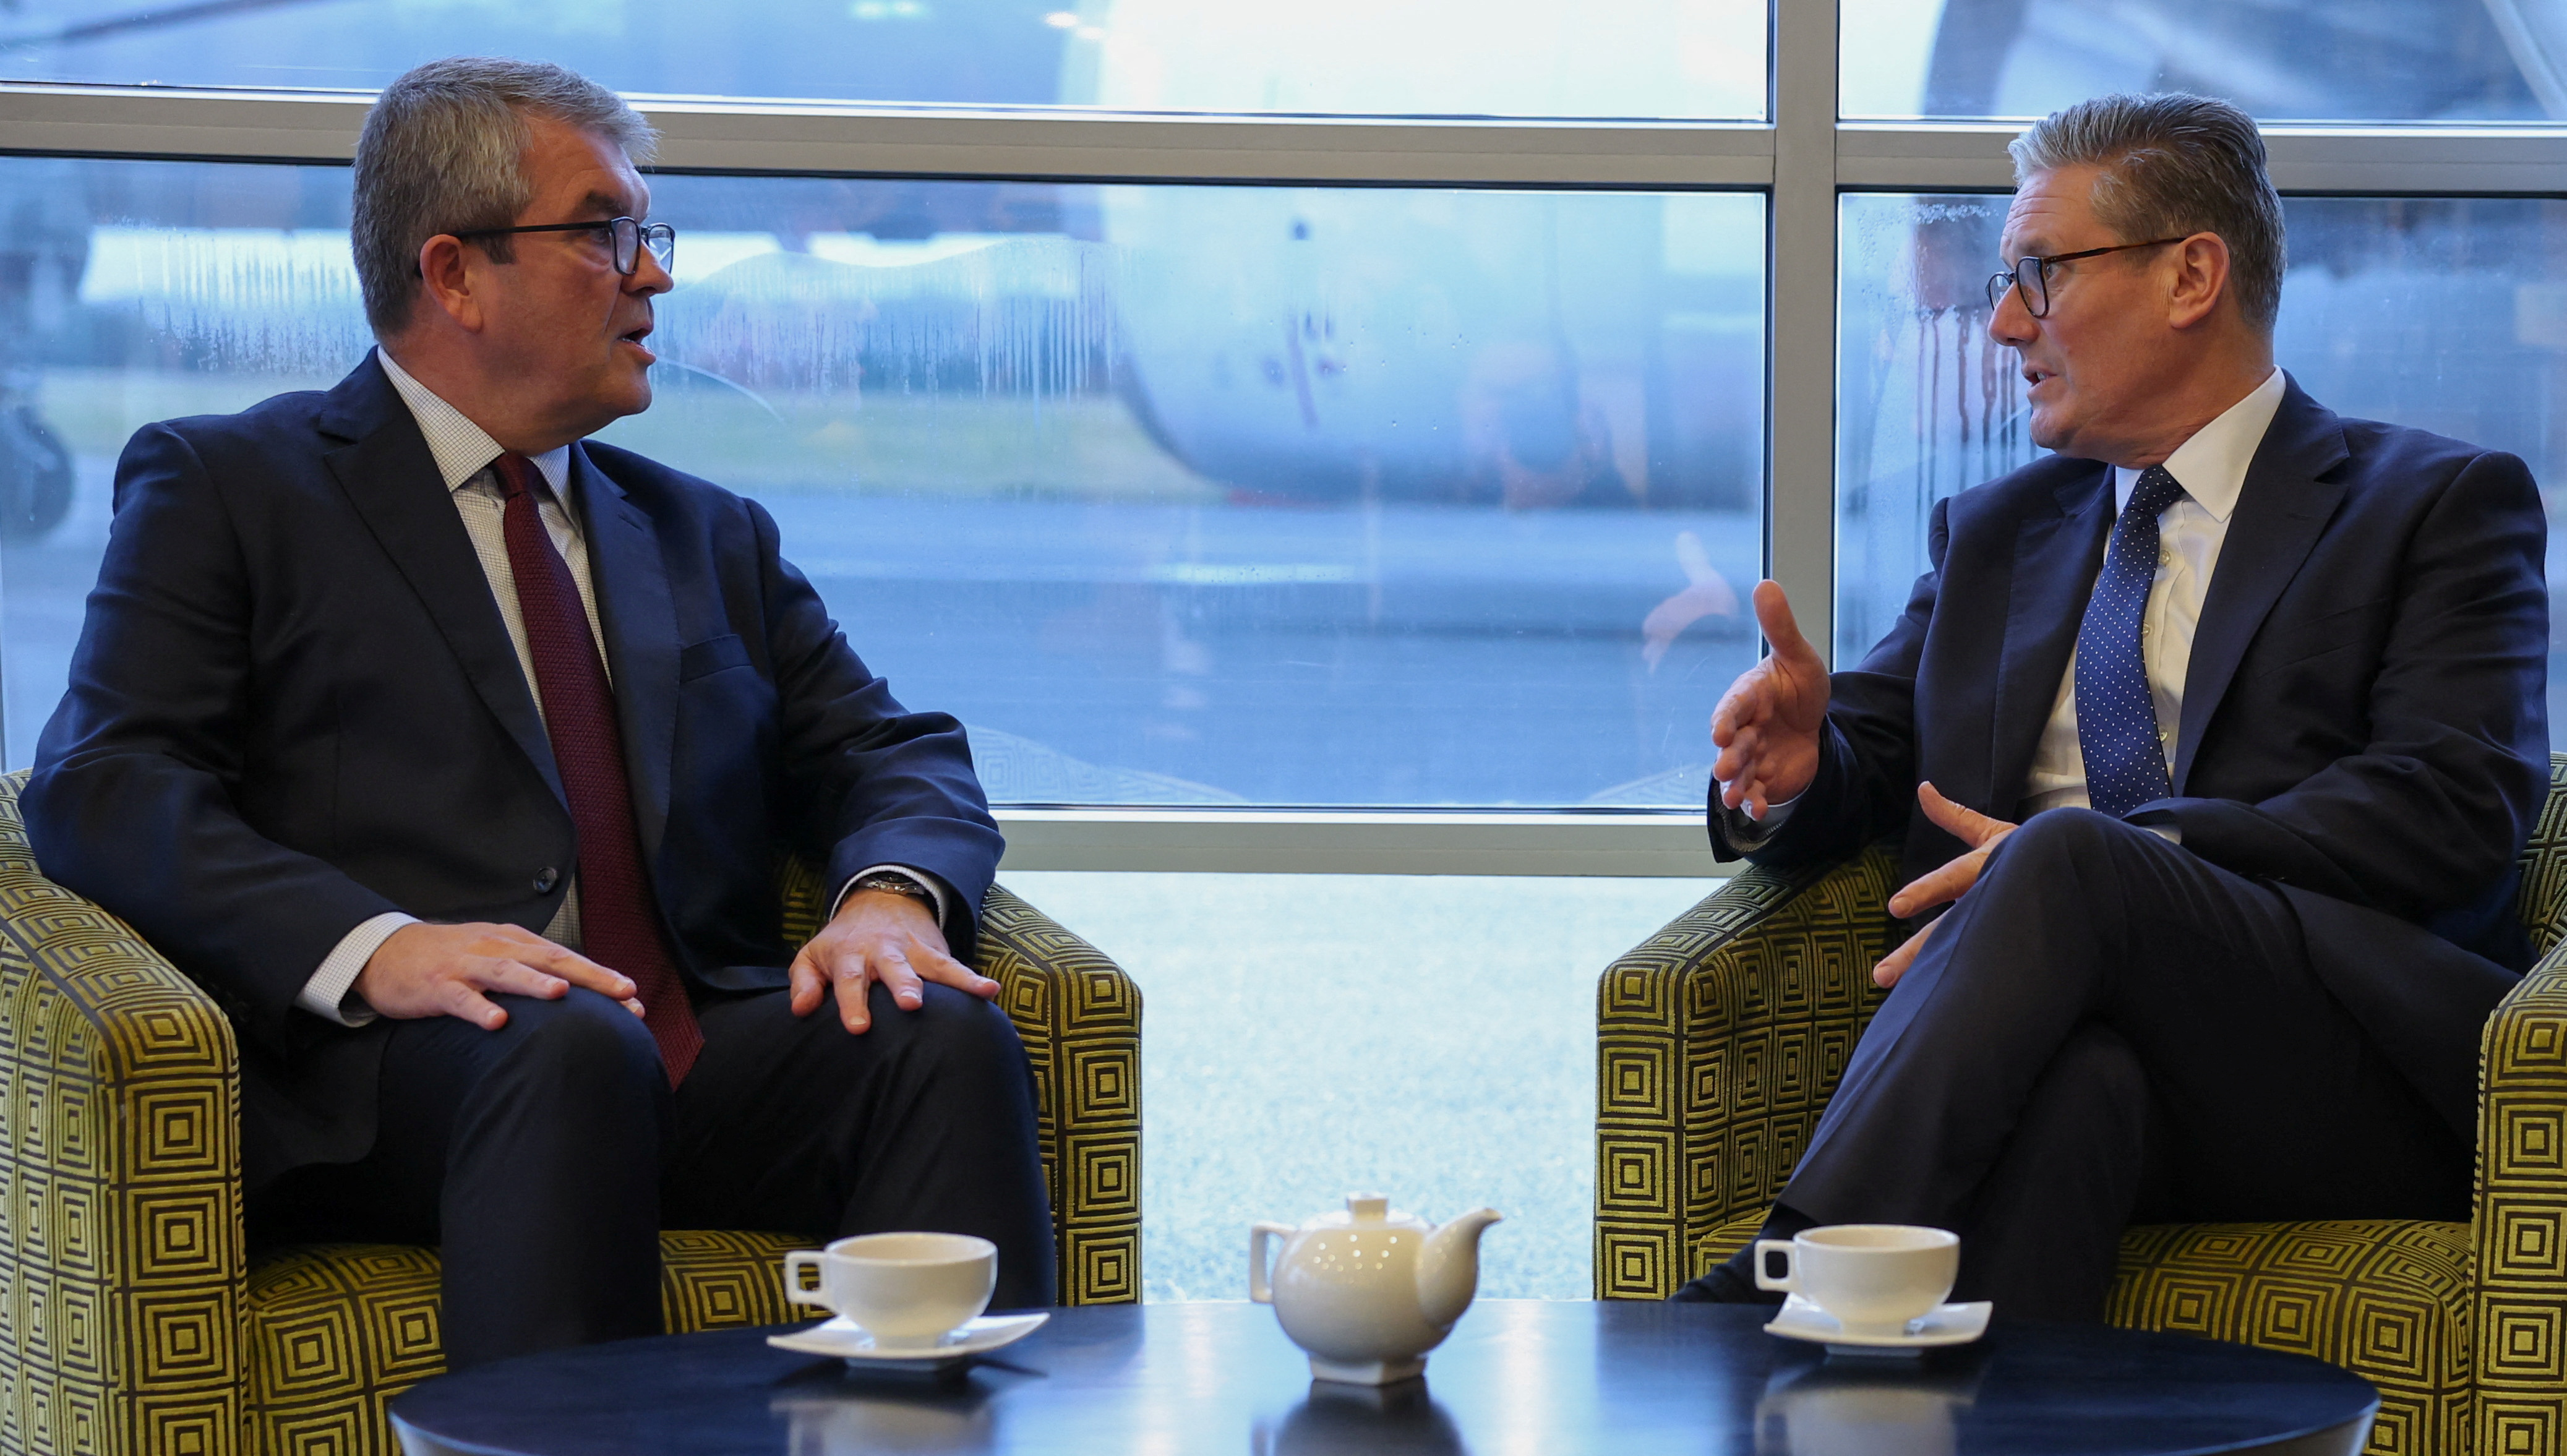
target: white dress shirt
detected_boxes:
[1724,366,2286,840]
[295,350,943,1025]
[2018,366,2286,818]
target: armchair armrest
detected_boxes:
[2474,932,2567,1449]
[0,769,247,1456]
[1594,842,1898,1298]
[974,885,1142,1305]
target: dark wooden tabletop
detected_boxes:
[390,1300,2376,1456]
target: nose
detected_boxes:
[630,245,673,296]
[1986,278,2036,349]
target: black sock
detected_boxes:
[1666,1204,1817,1303]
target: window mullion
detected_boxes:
[1767,0,1841,666]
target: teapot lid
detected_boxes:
[1308,1192,1428,1233]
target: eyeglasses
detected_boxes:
[1984,237,2185,318]
[447,216,676,277]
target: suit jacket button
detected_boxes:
[534,867,560,894]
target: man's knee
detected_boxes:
[894,984,1034,1086]
[419,990,669,1201]
[2042,1022,2149,1116]
[1982,805,2154,888]
[485,988,666,1099]
[2004,804,2124,854]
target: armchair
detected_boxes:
[0,771,1141,1455]
[1596,756,2567,1456]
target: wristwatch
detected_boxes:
[852,870,935,906]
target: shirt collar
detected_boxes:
[375,346,575,501]
[2111,366,2286,523]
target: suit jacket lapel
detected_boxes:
[574,444,680,863]
[320,354,567,808]
[1986,466,2113,814]
[2172,380,2352,792]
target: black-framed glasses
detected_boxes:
[1985,236,2185,318]
[448,216,676,276]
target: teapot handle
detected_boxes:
[1248,1222,1296,1303]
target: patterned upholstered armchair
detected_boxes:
[0,771,1142,1456]
[1596,755,2567,1456]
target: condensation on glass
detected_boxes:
[1841,0,2567,122]
[0,0,1767,121]
[1838,192,2567,745]
[0,157,1767,807]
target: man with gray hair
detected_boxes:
[25,57,1054,1366]
[1686,92,2545,1316]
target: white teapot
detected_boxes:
[1249,1193,1504,1385]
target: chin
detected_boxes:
[602,375,654,420]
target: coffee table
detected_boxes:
[390,1300,2376,1455]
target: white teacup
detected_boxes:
[1754,1223,1959,1338]
[783,1232,998,1349]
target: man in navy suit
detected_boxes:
[24,58,1054,1366]
[1681,92,2547,1319]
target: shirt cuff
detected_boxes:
[1718,786,1801,847]
[830,865,952,931]
[297,911,418,1027]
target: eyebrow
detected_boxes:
[1999,229,2054,262]
[576,190,633,219]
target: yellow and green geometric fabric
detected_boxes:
[1598,754,2567,1456]
[0,771,1141,1456]
[237,1232,816,1454]
[2481,759,2567,1456]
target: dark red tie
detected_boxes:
[494,452,703,1084]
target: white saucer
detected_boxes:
[1763,1294,1991,1356]
[766,1311,1049,1370]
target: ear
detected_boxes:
[2164,231,2231,332]
[414,234,487,333]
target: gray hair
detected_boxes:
[353,57,659,336]
[2008,93,2286,332]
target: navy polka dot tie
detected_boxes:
[2075,463,2187,818]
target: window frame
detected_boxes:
[6,0,2565,876]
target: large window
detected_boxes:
[2,157,1764,806]
[6,0,2563,1300]
[0,0,1770,119]
[1840,0,2566,122]
[1003,870,1708,1301]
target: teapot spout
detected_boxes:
[1415,1207,1503,1329]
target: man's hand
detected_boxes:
[789,888,998,1034]
[356,922,641,1030]
[1871,782,2019,988]
[1709,581,1831,818]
